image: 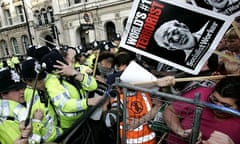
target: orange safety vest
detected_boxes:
[120,91,156,144]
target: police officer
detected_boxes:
[25,50,102,129]
[11,55,21,74]
[0,68,43,144]
[21,58,63,142]
[7,56,15,70]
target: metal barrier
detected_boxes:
[54,80,240,144]
[114,81,240,144]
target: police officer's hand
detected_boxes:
[19,121,32,138]
[54,60,77,76]
[66,48,76,65]
[33,109,44,121]
[14,137,28,144]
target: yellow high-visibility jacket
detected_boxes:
[0,100,42,144]
[44,73,97,128]
[24,87,63,142]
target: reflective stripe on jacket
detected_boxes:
[0,100,41,143]
[24,87,63,142]
[45,74,88,128]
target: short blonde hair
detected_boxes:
[224,25,240,40]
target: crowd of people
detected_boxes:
[0,21,240,144]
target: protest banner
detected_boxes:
[120,0,233,75]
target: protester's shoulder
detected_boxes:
[106,71,123,85]
[181,80,216,99]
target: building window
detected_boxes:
[41,8,49,24]
[11,38,20,55]
[74,0,88,4]
[0,40,9,57]
[47,6,54,23]
[4,9,13,25]
[21,35,29,53]
[16,5,25,22]
[105,21,116,41]
[34,10,42,25]
[74,0,81,4]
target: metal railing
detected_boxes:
[114,81,240,144]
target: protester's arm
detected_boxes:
[202,131,235,144]
[221,51,240,74]
[127,98,162,130]
[163,105,192,138]
[156,76,175,87]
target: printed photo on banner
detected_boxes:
[120,0,233,75]
[190,0,240,16]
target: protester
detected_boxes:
[95,51,115,83]
[163,76,240,144]
[21,58,63,142]
[117,75,176,144]
[106,51,135,85]
[223,26,240,54]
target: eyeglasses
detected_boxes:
[208,94,234,108]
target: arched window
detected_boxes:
[105,21,116,41]
[34,10,42,25]
[16,5,25,22]
[0,40,9,57]
[11,38,20,55]
[21,35,29,53]
[47,6,54,23]
[41,8,48,24]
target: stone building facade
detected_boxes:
[0,0,133,59]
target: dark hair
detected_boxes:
[215,76,240,107]
[207,53,219,72]
[98,51,115,63]
[115,51,135,67]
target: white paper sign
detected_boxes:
[120,61,157,85]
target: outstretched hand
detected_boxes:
[156,76,175,87]
[202,131,234,144]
